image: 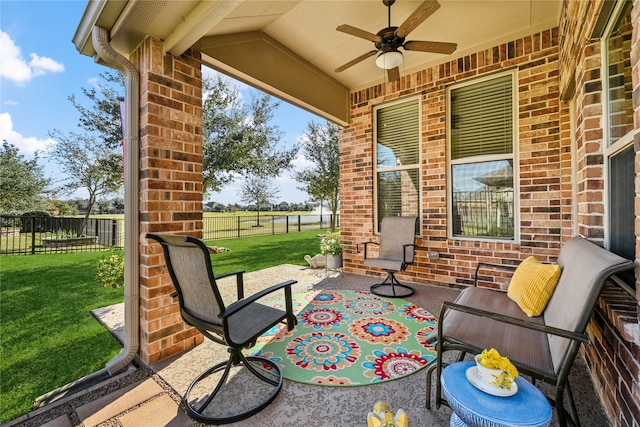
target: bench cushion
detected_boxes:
[442,287,555,378]
[507,256,561,317]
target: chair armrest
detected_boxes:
[440,301,589,343]
[215,269,245,299]
[403,243,416,264]
[360,241,379,259]
[219,279,298,319]
[474,262,517,287]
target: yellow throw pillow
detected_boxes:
[507,256,561,317]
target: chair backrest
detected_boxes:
[378,216,417,263]
[147,234,225,329]
[544,236,633,372]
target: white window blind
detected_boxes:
[450,74,513,160]
[377,100,419,167]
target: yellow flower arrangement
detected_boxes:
[477,348,519,390]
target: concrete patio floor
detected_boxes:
[9,265,611,426]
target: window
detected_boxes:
[448,73,516,239]
[374,98,420,233]
[604,0,635,289]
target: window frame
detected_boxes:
[601,0,637,293]
[446,70,519,242]
[373,96,422,235]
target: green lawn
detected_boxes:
[0,230,324,423]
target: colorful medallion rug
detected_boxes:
[245,290,438,386]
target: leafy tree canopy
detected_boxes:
[294,120,340,230]
[0,141,50,213]
[202,74,298,194]
[47,71,124,223]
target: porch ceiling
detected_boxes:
[73,0,561,125]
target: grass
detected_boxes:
[204,229,324,272]
[0,229,326,423]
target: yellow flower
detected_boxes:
[478,348,518,379]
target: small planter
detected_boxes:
[42,236,99,248]
[326,253,343,269]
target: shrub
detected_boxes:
[320,231,342,255]
[96,250,124,288]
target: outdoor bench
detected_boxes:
[426,236,634,427]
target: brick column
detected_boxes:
[133,37,204,365]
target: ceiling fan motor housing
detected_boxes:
[375,27,405,51]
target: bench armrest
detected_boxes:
[439,301,589,343]
[474,262,518,288]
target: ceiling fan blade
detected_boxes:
[395,0,440,39]
[335,50,378,72]
[404,40,457,54]
[387,67,400,82]
[336,24,381,43]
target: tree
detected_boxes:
[0,141,50,213]
[47,72,124,227]
[69,71,125,150]
[240,173,279,226]
[294,120,340,230]
[201,74,298,194]
[47,130,122,227]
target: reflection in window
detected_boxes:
[452,161,514,237]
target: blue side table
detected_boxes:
[441,361,552,427]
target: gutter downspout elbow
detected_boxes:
[92,26,140,375]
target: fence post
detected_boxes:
[286,216,289,233]
[237,216,241,239]
[272,216,275,235]
[31,216,36,254]
[111,220,117,246]
[298,215,301,232]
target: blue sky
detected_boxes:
[0,0,321,205]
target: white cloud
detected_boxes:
[0,30,64,83]
[3,100,19,106]
[0,112,54,155]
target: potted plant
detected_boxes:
[320,231,342,269]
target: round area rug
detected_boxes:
[245,290,438,386]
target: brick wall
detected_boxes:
[559,1,640,426]
[341,28,563,288]
[134,37,204,365]
[341,1,639,424]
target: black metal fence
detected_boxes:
[0,213,338,255]
[203,214,338,240]
[0,215,124,255]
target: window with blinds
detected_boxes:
[374,98,420,233]
[448,73,516,240]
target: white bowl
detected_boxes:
[475,354,507,387]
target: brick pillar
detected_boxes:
[133,37,204,365]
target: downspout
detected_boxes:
[92,25,140,375]
[33,26,140,408]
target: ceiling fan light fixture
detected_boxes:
[375,50,403,69]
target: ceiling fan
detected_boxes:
[335,0,457,82]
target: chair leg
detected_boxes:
[556,381,580,427]
[370,271,414,297]
[425,361,437,409]
[184,348,283,424]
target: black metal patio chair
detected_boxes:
[146,233,297,424]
